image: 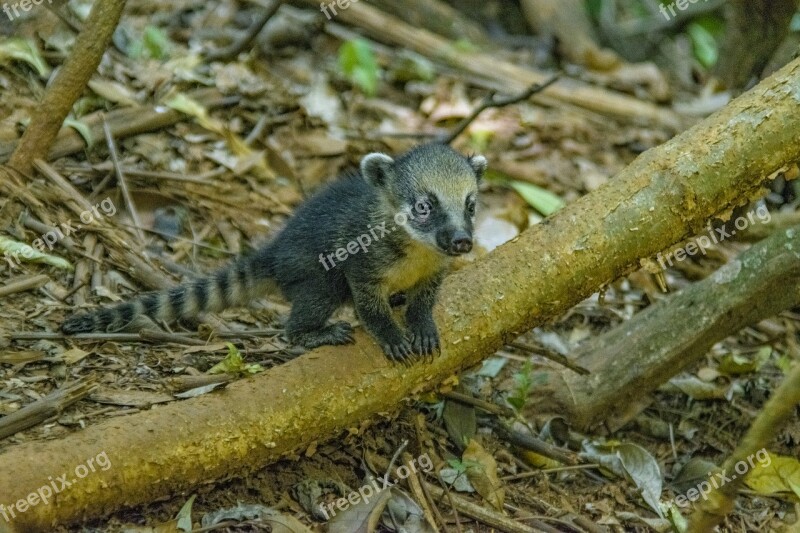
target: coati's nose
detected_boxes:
[450,231,472,254]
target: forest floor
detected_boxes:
[0,1,798,532]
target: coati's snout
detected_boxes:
[437,228,472,255]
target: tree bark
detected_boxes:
[536,223,800,432]
[0,56,799,532]
[8,0,127,175]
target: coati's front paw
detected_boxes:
[409,322,440,357]
[381,336,414,363]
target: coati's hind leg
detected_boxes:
[284,291,354,350]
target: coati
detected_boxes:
[62,144,486,362]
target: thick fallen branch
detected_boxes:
[536,222,800,432]
[0,57,799,531]
[296,0,682,130]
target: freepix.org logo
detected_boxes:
[3,0,54,21]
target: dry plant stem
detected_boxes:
[0,59,799,531]
[165,375,235,393]
[687,358,800,531]
[296,0,681,129]
[0,379,97,441]
[425,482,555,533]
[547,223,800,431]
[401,452,440,533]
[0,275,50,298]
[442,391,515,418]
[8,0,127,175]
[102,118,144,243]
[32,159,172,290]
[738,209,800,241]
[441,76,560,145]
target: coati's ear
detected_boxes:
[468,155,487,181]
[361,153,395,188]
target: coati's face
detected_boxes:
[361,144,486,256]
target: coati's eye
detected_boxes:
[466,199,476,216]
[414,197,434,219]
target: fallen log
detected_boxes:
[296,0,682,130]
[536,222,800,432]
[0,57,799,532]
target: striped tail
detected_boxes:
[62,250,274,334]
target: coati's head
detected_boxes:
[361,144,486,256]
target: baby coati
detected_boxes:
[62,144,486,362]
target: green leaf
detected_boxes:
[0,38,50,77]
[175,494,196,532]
[338,39,379,96]
[208,343,263,375]
[687,22,718,68]
[389,51,435,83]
[143,25,171,60]
[508,181,565,216]
[127,25,172,60]
[0,236,72,270]
[507,360,534,412]
[745,452,800,499]
[64,117,94,149]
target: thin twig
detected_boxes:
[205,0,282,61]
[385,439,409,478]
[490,421,580,466]
[509,340,590,375]
[442,391,515,418]
[102,117,145,243]
[11,328,283,342]
[502,463,599,482]
[441,76,560,145]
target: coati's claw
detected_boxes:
[292,322,355,349]
[327,321,355,344]
[383,339,414,363]
[411,331,440,357]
